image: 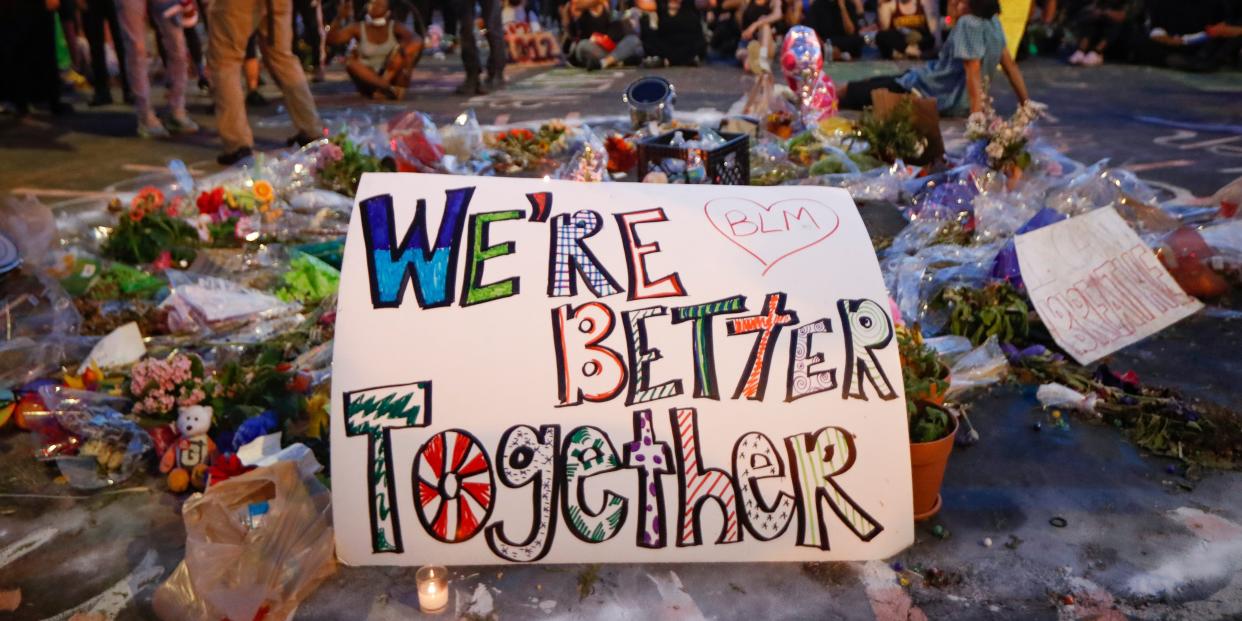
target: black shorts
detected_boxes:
[840,74,909,110]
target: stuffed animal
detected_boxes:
[159,405,217,492]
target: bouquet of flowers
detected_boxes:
[965,99,1043,173]
[128,353,211,418]
[854,99,927,164]
[316,133,393,195]
[102,187,199,265]
[487,121,568,173]
[195,180,282,246]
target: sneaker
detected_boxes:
[217,146,254,166]
[137,118,170,138]
[586,57,603,71]
[1068,50,1085,65]
[486,73,506,91]
[166,114,199,134]
[1082,51,1103,66]
[286,132,317,147]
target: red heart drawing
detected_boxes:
[704,197,841,275]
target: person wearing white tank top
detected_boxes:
[326,0,424,99]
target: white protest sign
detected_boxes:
[331,173,912,565]
[1015,206,1202,366]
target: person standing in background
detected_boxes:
[208,0,324,165]
[805,0,865,59]
[0,0,72,116]
[453,0,506,94]
[116,0,198,136]
[294,0,328,81]
[83,0,133,105]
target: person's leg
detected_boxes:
[829,33,864,59]
[605,33,643,66]
[84,0,113,101]
[185,24,206,81]
[876,29,903,58]
[481,0,505,83]
[116,0,158,125]
[104,0,132,97]
[149,5,190,119]
[839,74,906,109]
[257,0,323,139]
[441,0,457,38]
[453,0,483,90]
[345,58,386,96]
[207,0,256,152]
[573,40,606,66]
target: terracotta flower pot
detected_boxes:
[910,416,957,521]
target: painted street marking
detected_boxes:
[1126,508,1242,597]
[1122,159,1194,173]
[9,188,115,200]
[1135,116,1242,135]
[41,550,163,621]
[861,560,927,621]
[0,527,58,570]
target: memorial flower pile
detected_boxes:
[966,99,1043,173]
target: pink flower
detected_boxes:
[318,143,344,168]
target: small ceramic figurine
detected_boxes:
[160,405,217,492]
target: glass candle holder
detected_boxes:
[416,565,449,614]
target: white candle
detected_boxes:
[417,565,449,614]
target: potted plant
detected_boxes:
[898,325,957,521]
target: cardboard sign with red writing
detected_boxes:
[1015,206,1202,365]
[330,174,913,565]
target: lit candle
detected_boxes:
[416,565,449,614]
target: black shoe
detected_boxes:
[486,73,507,90]
[49,101,74,116]
[122,92,135,105]
[198,76,211,92]
[89,93,114,107]
[586,57,602,71]
[286,132,317,147]
[246,90,269,107]
[641,56,668,68]
[217,146,254,166]
[454,79,487,96]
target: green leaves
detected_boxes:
[938,282,1032,346]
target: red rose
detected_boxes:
[196,187,225,217]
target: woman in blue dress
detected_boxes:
[837,0,1030,116]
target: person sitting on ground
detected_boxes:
[804,0,865,59]
[1143,0,1241,71]
[736,0,782,72]
[1066,0,1133,65]
[565,0,644,69]
[876,0,935,59]
[327,0,423,100]
[838,0,1031,116]
[637,0,709,66]
[707,0,746,59]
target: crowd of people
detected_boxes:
[0,0,1237,160]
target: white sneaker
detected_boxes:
[1082,51,1103,66]
[137,115,169,138]
[1068,50,1086,65]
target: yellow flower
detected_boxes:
[252,180,275,204]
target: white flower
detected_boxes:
[985,141,1005,161]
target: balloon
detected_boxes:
[779,25,838,125]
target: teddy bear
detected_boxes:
[159,405,217,492]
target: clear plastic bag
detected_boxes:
[0,194,57,267]
[946,336,1008,398]
[555,126,610,182]
[152,461,336,621]
[160,270,302,339]
[389,110,447,173]
[36,385,153,489]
